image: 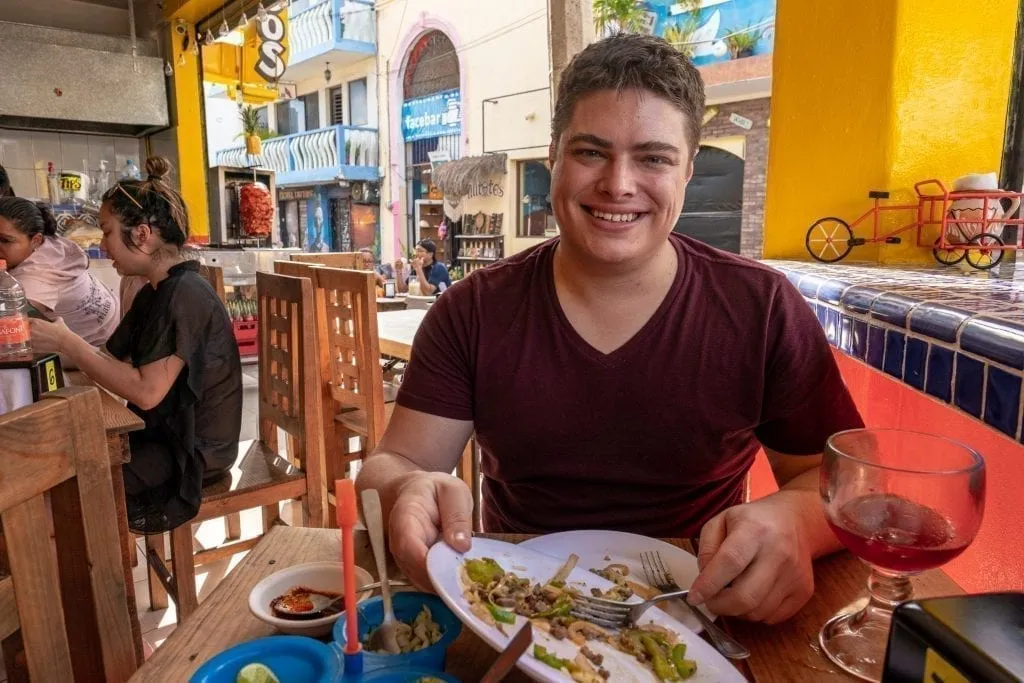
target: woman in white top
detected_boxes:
[0,197,119,345]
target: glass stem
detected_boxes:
[866,567,913,610]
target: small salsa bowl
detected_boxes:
[189,635,340,683]
[249,561,374,637]
[334,592,462,672]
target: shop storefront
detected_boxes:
[399,30,462,262]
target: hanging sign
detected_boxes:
[729,112,753,130]
[244,10,290,84]
[402,89,461,142]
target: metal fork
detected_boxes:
[640,551,750,660]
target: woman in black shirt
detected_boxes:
[30,157,242,534]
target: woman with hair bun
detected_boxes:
[0,197,119,345]
[30,156,242,534]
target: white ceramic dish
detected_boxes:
[248,561,374,637]
[519,530,713,633]
[426,537,745,683]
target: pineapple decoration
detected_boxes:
[238,104,263,156]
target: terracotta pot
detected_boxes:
[245,135,262,155]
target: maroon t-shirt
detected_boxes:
[397,235,863,537]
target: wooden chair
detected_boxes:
[0,387,137,682]
[152,271,328,623]
[274,259,319,279]
[290,252,362,269]
[311,267,388,485]
[198,263,227,304]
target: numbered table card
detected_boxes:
[0,353,64,415]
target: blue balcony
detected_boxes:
[216,125,379,186]
[286,0,375,76]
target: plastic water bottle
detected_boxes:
[121,159,142,181]
[0,260,31,359]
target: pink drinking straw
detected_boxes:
[336,479,363,675]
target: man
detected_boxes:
[359,247,394,288]
[357,34,863,624]
[396,239,451,295]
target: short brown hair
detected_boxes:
[552,33,706,154]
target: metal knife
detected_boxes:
[480,623,533,683]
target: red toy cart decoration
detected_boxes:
[805,179,1024,270]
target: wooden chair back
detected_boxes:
[290,252,362,269]
[273,259,319,279]
[198,264,227,304]
[312,267,386,463]
[255,271,327,524]
[0,387,136,682]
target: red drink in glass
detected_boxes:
[827,493,970,573]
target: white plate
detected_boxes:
[519,530,713,633]
[426,537,744,683]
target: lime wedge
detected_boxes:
[236,663,280,683]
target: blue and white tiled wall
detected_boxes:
[766,260,1024,443]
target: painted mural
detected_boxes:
[638,0,774,67]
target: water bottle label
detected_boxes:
[0,314,29,346]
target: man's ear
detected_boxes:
[683,156,696,184]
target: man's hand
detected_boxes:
[389,472,474,591]
[412,257,425,274]
[688,490,820,624]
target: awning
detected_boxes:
[433,153,507,200]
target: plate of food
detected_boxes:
[426,538,744,682]
[519,530,711,633]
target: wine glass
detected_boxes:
[819,428,985,682]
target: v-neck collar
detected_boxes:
[543,238,688,368]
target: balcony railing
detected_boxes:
[217,125,379,185]
[288,0,375,64]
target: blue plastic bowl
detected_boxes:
[333,592,462,672]
[189,635,341,683]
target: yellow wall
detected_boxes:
[763,0,1017,264]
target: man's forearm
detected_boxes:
[776,467,842,559]
[356,451,427,529]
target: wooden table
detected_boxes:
[376,295,408,312]
[378,308,427,361]
[129,527,963,682]
[65,372,146,667]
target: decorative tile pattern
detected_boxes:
[767,260,1024,441]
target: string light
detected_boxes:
[205,29,216,46]
[164,61,173,76]
[238,10,248,30]
[257,2,268,21]
[219,17,230,37]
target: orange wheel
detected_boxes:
[965,233,1004,270]
[805,218,853,263]
[932,236,966,266]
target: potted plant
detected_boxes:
[593,0,647,35]
[725,24,764,59]
[238,104,264,155]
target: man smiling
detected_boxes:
[358,34,863,624]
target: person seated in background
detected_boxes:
[360,246,395,288]
[0,164,14,197]
[0,197,119,345]
[395,239,451,295]
[29,156,242,534]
